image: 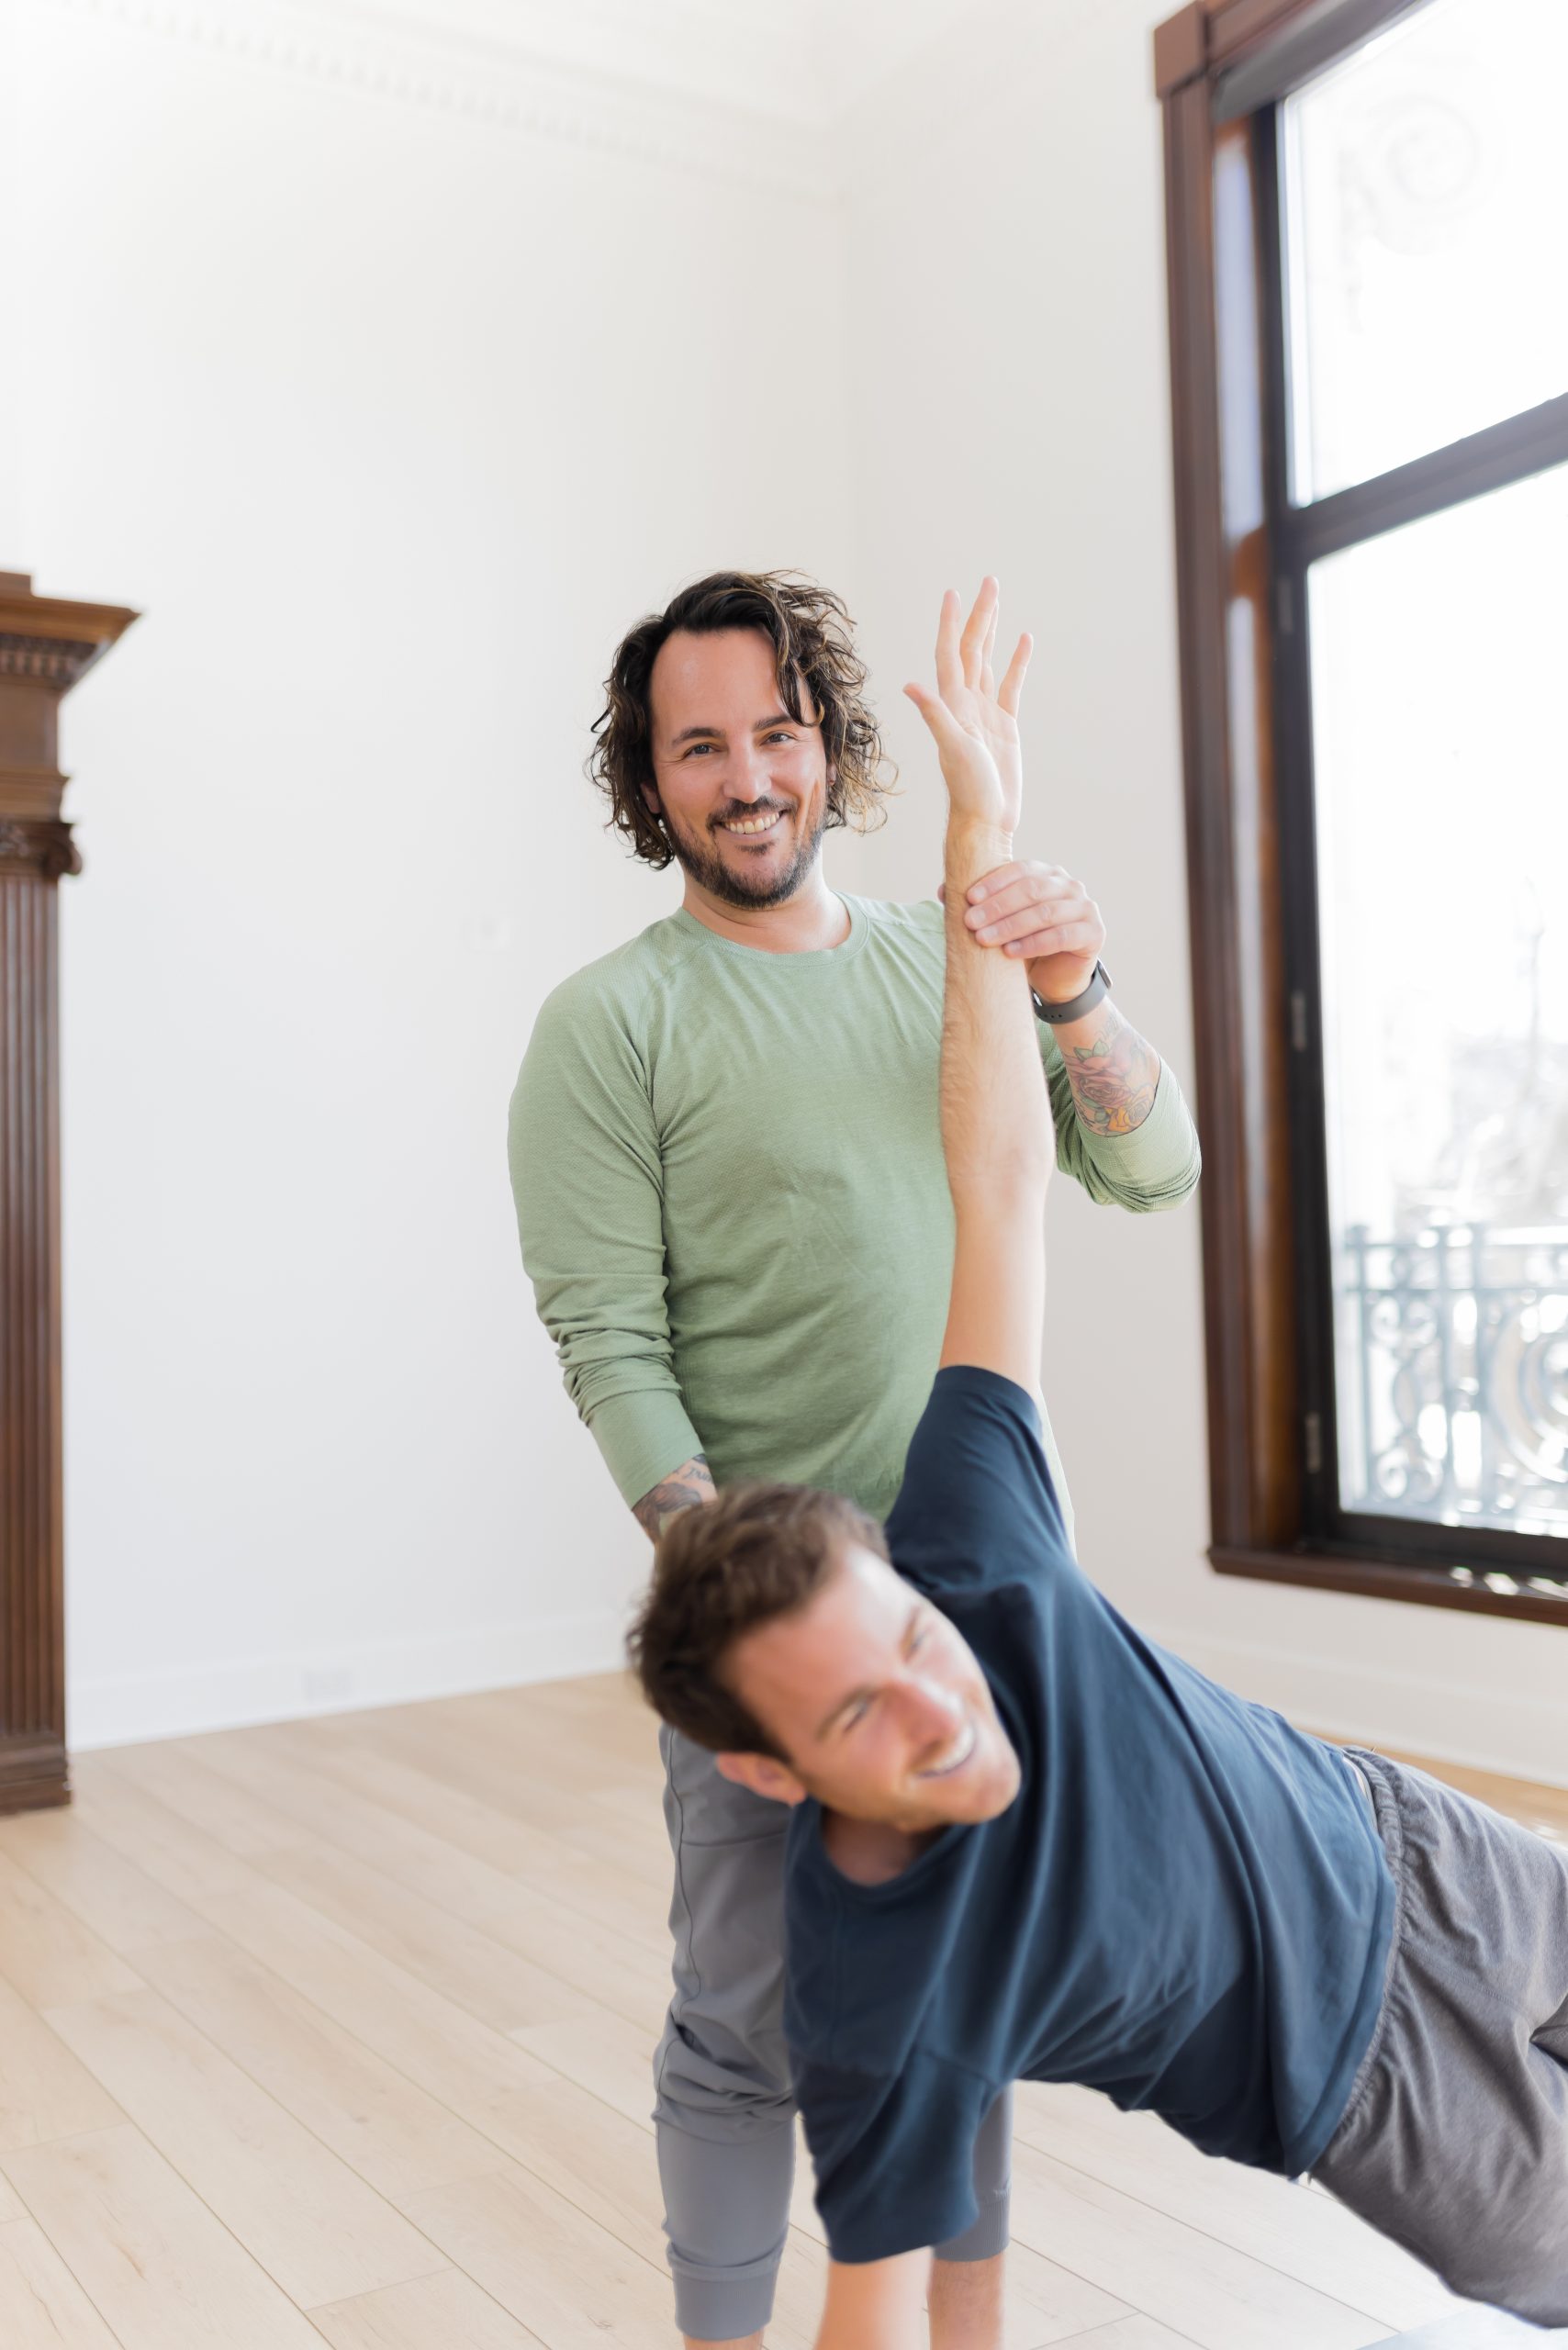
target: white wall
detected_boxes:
[0,1,23,556]
[10,0,1564,1780]
[8,0,852,1744]
[835,0,1567,1788]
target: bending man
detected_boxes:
[630,583,1568,2345]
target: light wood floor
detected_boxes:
[0,1676,1561,2350]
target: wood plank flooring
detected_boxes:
[0,1676,1558,2347]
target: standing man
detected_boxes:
[508,571,1201,2348]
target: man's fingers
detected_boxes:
[979,600,999,699]
[935,590,966,706]
[971,898,1086,946]
[904,678,964,753]
[969,892,1081,940]
[967,861,1070,904]
[1005,919,1104,959]
[966,872,1078,924]
[998,631,1033,716]
[958,576,998,691]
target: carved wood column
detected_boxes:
[1,572,136,1812]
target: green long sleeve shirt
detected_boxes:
[509,895,1200,1532]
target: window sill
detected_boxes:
[1211,1544,1568,1628]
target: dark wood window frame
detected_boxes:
[1154,0,1568,1628]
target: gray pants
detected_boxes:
[655,1727,1012,2340]
[1315,1748,1568,2330]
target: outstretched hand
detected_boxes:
[904,578,1032,836]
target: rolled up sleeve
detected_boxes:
[1041,1037,1203,1212]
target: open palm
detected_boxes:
[905,578,1031,834]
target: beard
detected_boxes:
[664,797,826,910]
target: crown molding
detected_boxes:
[309,0,829,125]
[43,0,832,199]
[260,0,989,128]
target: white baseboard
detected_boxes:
[69,1609,1568,1793]
[67,1609,627,1751]
[1146,1623,1568,1794]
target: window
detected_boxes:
[1156,0,1568,1622]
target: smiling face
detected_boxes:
[722,1548,1022,1834]
[644,627,830,911]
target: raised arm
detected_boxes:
[906,580,1051,1397]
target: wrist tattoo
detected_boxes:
[633,1453,715,1541]
[1065,1005,1159,1136]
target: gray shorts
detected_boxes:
[1314,1748,1568,2329]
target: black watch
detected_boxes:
[1031,959,1112,1025]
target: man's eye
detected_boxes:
[908,1622,930,1654]
[765,731,794,744]
[684,743,717,757]
[842,1700,871,1734]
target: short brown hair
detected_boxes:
[589,570,895,868]
[628,1483,889,1755]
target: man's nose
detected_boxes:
[722,746,771,802]
[894,1673,962,1738]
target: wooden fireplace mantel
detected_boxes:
[1,570,137,1813]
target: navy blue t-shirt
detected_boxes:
[784,1366,1394,2265]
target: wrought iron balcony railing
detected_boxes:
[1340,1221,1568,1548]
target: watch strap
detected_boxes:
[1031,959,1112,1025]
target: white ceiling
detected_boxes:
[313,0,979,126]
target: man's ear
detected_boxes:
[641,780,661,813]
[716,1751,809,1807]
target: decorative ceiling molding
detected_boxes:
[277,0,994,129]
[42,0,832,198]
[310,0,829,126]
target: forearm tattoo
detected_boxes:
[1064,1003,1160,1136]
[633,1453,716,1541]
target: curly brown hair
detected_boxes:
[588,570,896,868]
[627,1482,890,1756]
